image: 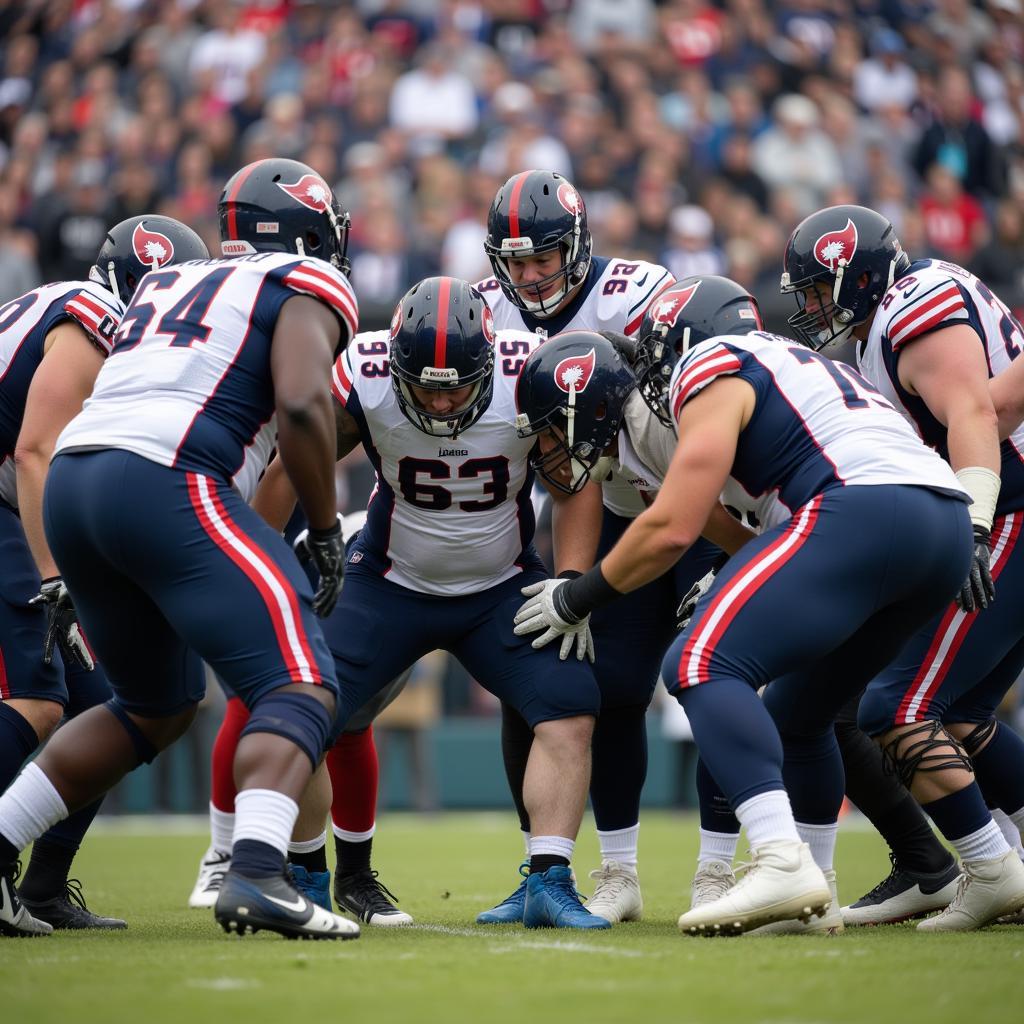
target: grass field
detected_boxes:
[3,812,1022,1024]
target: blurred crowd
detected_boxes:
[2,0,1024,335]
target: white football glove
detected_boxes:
[675,567,718,632]
[513,579,596,663]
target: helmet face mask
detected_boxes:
[484,170,592,318]
[218,159,352,274]
[781,205,911,353]
[514,331,635,495]
[389,277,496,440]
[89,216,210,305]
[634,276,762,425]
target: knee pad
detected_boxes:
[960,717,998,758]
[104,700,159,766]
[881,720,971,790]
[241,691,334,771]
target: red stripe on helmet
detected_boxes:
[223,159,267,241]
[507,171,530,240]
[434,276,452,368]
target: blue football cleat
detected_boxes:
[214,869,359,940]
[288,865,332,912]
[524,866,611,930]
[476,862,530,924]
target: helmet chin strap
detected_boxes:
[105,259,118,300]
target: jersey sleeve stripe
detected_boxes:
[671,351,743,419]
[331,352,353,406]
[63,296,116,352]
[889,286,965,350]
[282,267,359,339]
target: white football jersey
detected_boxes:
[857,258,1024,513]
[56,252,357,502]
[479,254,674,519]
[0,278,123,507]
[669,331,967,516]
[332,328,543,596]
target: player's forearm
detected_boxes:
[550,482,601,573]
[945,406,1001,476]
[276,389,338,532]
[989,359,1024,440]
[13,447,60,579]
[600,503,696,594]
[252,456,299,532]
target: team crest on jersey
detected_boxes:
[814,219,858,272]
[389,304,403,340]
[650,282,700,328]
[132,222,175,269]
[554,348,595,394]
[277,174,332,213]
[481,303,495,343]
[556,182,583,217]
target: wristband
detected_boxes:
[955,466,1000,532]
[554,564,622,623]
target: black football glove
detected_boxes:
[956,525,995,613]
[29,576,94,671]
[293,517,344,618]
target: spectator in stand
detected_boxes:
[661,203,726,281]
[853,27,919,114]
[919,161,989,264]
[389,42,479,148]
[970,198,1024,313]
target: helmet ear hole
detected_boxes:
[305,230,322,252]
[125,272,137,295]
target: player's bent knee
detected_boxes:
[103,699,174,766]
[879,720,972,790]
[533,713,595,751]
[6,697,65,742]
[241,690,334,771]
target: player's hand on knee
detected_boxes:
[956,526,994,613]
[29,577,95,671]
[513,579,595,663]
[293,516,345,618]
[675,568,716,632]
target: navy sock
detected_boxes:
[780,730,845,824]
[289,845,328,874]
[923,784,992,842]
[590,704,647,831]
[676,677,784,807]
[19,799,103,900]
[969,722,1024,815]
[696,759,740,834]
[0,703,40,791]
[0,832,18,868]
[232,838,285,878]
[530,854,569,874]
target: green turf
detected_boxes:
[2,813,1021,1024]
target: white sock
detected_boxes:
[332,823,375,843]
[735,790,800,849]
[289,830,327,856]
[529,835,576,864]
[597,824,639,869]
[0,762,68,851]
[951,819,1011,863]
[522,829,531,859]
[233,789,299,857]
[796,821,838,872]
[697,828,740,867]
[210,803,234,855]
[991,808,1024,861]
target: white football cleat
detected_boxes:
[917,851,1024,932]
[584,861,643,924]
[690,860,736,909]
[0,865,53,937]
[189,846,232,909]
[748,869,844,935]
[678,840,830,937]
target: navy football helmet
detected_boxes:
[89,215,209,305]
[635,276,763,426]
[515,331,635,494]
[390,276,496,438]
[484,169,592,318]
[781,204,911,352]
[218,158,351,274]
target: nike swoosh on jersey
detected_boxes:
[635,273,649,287]
[264,893,308,913]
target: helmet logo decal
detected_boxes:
[481,304,495,344]
[651,282,701,329]
[389,304,403,341]
[814,218,858,272]
[277,174,332,213]
[554,348,595,394]
[132,222,175,268]
[556,182,583,216]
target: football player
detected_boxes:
[0,158,361,941]
[476,169,690,925]
[256,275,611,929]
[513,314,975,935]
[0,215,207,936]
[781,204,1024,929]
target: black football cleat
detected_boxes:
[841,854,961,925]
[214,869,360,940]
[334,869,413,926]
[21,878,127,930]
